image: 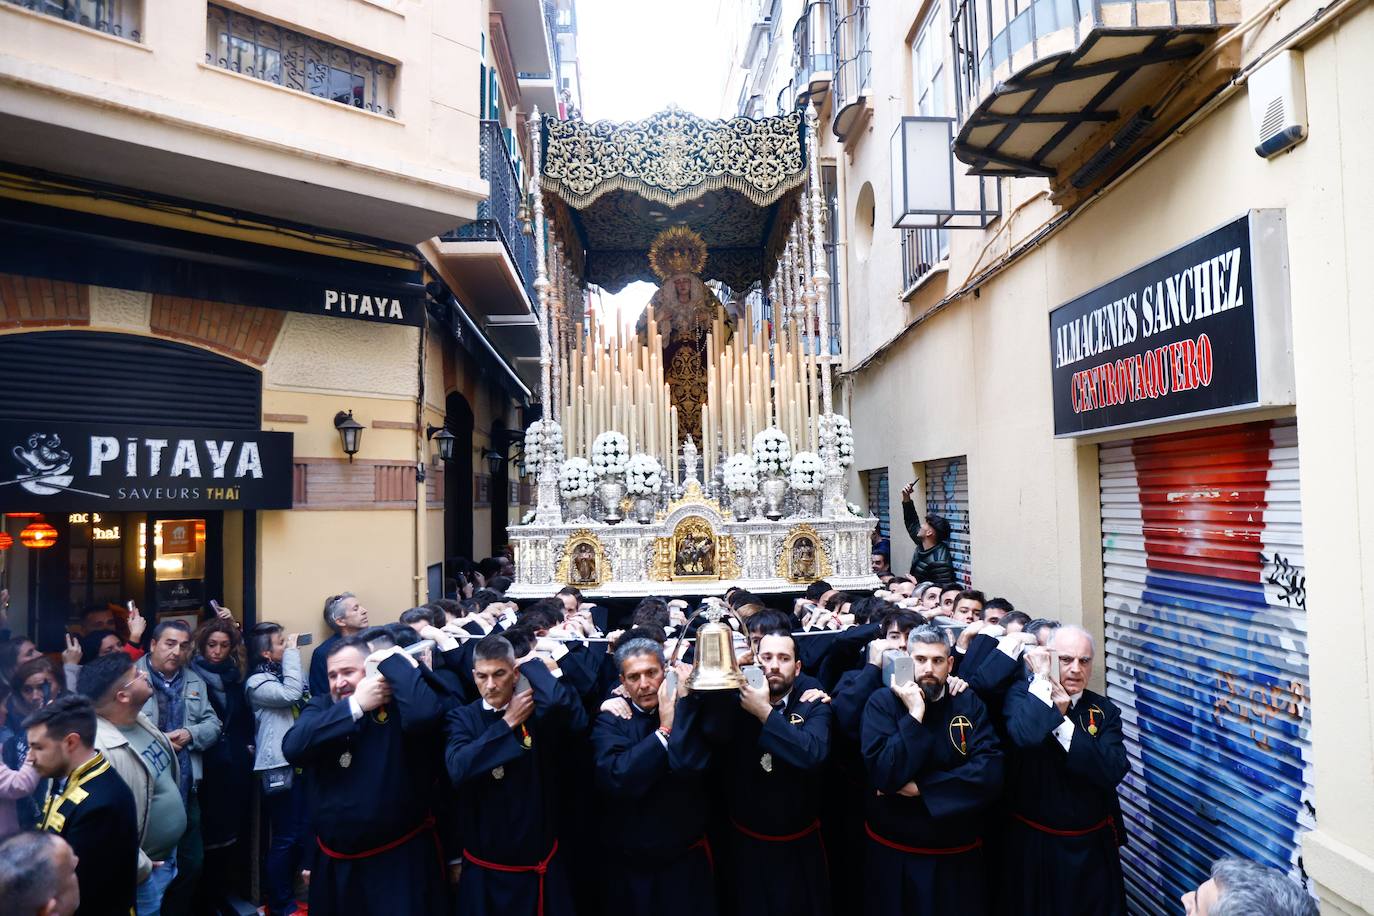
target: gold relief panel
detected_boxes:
[555,529,610,588]
[649,516,741,582]
[666,479,724,517]
[777,523,832,583]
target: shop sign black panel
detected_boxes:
[0,420,292,510]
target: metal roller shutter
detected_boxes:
[863,467,890,539]
[1099,418,1312,914]
[925,456,972,587]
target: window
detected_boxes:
[5,0,141,40]
[205,4,397,117]
[908,2,949,266]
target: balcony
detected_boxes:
[426,121,537,327]
[493,0,555,78]
[901,228,947,293]
[951,0,1239,181]
[518,0,562,112]
[831,0,871,141]
[792,0,835,108]
[3,0,140,41]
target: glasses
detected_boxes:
[118,669,148,692]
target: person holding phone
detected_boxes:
[245,623,307,916]
[999,626,1129,915]
[899,478,957,585]
[443,631,588,916]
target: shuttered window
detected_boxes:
[1100,418,1312,911]
[862,467,889,539]
[925,456,971,586]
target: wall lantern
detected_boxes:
[0,531,12,551]
[482,447,506,478]
[427,425,457,462]
[20,521,58,549]
[890,115,1002,230]
[333,411,364,462]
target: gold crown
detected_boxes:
[648,226,708,280]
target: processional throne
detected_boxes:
[507,106,877,598]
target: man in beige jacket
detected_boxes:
[77,652,186,916]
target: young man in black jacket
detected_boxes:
[27,694,139,916]
[900,479,956,583]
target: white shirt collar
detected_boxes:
[481,698,509,713]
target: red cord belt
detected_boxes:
[463,839,559,916]
[731,817,822,843]
[1012,812,1115,838]
[865,823,982,856]
[316,815,436,861]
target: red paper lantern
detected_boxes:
[20,521,58,549]
[0,532,11,550]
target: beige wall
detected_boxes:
[839,3,1374,909]
[0,0,486,240]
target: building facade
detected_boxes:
[723,0,1373,910]
[0,0,578,659]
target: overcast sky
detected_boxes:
[573,0,734,329]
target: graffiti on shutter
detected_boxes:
[1100,418,1313,915]
[925,456,972,587]
[863,467,890,539]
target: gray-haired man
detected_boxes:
[309,592,370,698]
[1182,857,1317,916]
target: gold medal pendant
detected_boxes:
[492,766,505,781]
[760,753,773,773]
[338,751,352,769]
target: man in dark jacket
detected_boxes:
[900,480,956,583]
[27,694,139,916]
[1000,625,1129,915]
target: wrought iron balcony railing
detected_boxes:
[901,228,945,292]
[442,121,537,309]
[5,0,141,40]
[792,0,835,107]
[831,0,871,138]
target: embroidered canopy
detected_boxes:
[541,108,808,293]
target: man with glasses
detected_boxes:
[78,651,187,916]
[999,625,1129,915]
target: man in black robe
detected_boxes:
[1000,625,1129,915]
[591,637,712,916]
[445,633,587,915]
[27,694,139,916]
[283,635,446,916]
[861,624,1003,916]
[726,632,832,916]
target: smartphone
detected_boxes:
[663,668,679,698]
[515,672,532,694]
[126,600,135,613]
[882,649,914,687]
[742,665,766,691]
[296,633,314,647]
[209,598,222,614]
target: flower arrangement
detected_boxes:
[625,453,663,496]
[723,453,759,494]
[559,458,595,499]
[833,414,855,468]
[521,509,537,525]
[591,431,630,477]
[789,451,824,492]
[524,420,565,477]
[847,502,867,518]
[752,427,792,476]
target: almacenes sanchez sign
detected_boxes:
[1049,211,1294,436]
[1,421,293,511]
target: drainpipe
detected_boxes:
[414,318,429,607]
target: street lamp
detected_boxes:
[482,447,506,477]
[427,425,457,462]
[333,410,364,462]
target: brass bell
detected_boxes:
[680,605,746,691]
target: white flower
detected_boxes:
[789,451,824,492]
[591,431,630,477]
[752,427,792,475]
[521,509,537,524]
[524,420,565,476]
[625,453,663,496]
[832,414,855,469]
[559,458,595,499]
[723,453,759,494]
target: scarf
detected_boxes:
[191,656,241,711]
[148,665,192,800]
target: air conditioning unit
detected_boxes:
[1248,50,1308,159]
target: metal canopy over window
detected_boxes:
[1099,418,1313,912]
[890,117,1001,229]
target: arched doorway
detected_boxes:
[444,392,475,565]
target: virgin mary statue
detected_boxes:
[636,226,734,443]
